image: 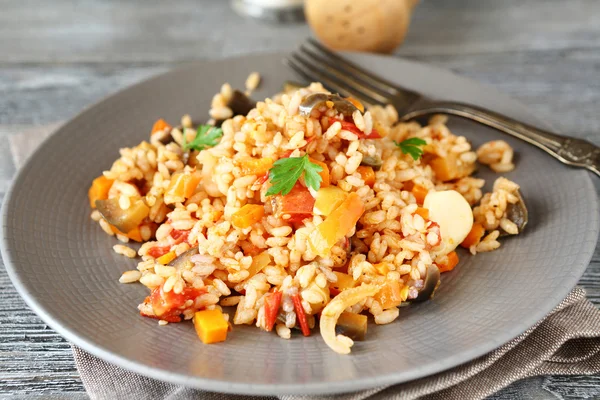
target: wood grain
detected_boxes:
[0,0,599,398]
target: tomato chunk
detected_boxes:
[273,183,315,221]
[264,291,283,332]
[292,293,311,336]
[147,246,171,258]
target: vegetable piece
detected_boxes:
[356,166,375,187]
[88,176,114,208]
[95,197,150,233]
[110,225,143,242]
[240,157,274,176]
[313,186,347,216]
[345,97,365,113]
[151,119,172,135]
[164,170,202,204]
[309,193,365,257]
[231,204,264,229]
[147,246,171,259]
[374,280,403,309]
[299,93,359,118]
[183,125,223,151]
[309,158,330,188]
[395,138,427,160]
[429,152,476,182]
[246,251,271,278]
[264,291,283,332]
[193,309,229,344]
[411,184,429,205]
[149,284,206,320]
[501,189,528,236]
[337,119,382,139]
[415,207,429,220]
[156,251,177,265]
[320,284,380,354]
[332,271,356,291]
[273,183,315,221]
[266,155,323,196]
[460,222,486,248]
[360,155,383,169]
[292,293,311,336]
[437,251,459,273]
[335,312,368,341]
[424,190,473,256]
[168,247,198,269]
[226,90,257,118]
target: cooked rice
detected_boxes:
[89,79,523,353]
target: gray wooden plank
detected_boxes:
[0,0,599,63]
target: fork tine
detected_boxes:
[297,44,393,103]
[285,54,384,107]
[289,51,389,105]
[307,38,403,96]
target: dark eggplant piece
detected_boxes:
[500,189,528,237]
[299,93,359,118]
[95,197,149,233]
[168,247,199,269]
[361,155,383,169]
[215,90,257,126]
[410,265,441,303]
[335,312,368,341]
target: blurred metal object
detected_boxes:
[232,0,305,23]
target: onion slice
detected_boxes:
[319,284,380,354]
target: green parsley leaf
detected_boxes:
[394,137,427,161]
[182,124,223,151]
[266,155,323,196]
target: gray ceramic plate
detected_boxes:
[2,53,599,396]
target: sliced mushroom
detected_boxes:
[299,93,359,118]
[410,265,441,303]
[168,247,199,269]
[500,189,528,237]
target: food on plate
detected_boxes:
[88,74,525,354]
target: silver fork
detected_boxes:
[284,38,600,177]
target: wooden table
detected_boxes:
[1,0,599,398]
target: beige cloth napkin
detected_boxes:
[9,125,600,400]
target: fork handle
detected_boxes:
[401,102,600,177]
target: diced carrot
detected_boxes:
[375,280,403,309]
[165,170,202,204]
[308,193,365,257]
[309,158,330,188]
[461,222,486,248]
[430,153,476,182]
[240,157,274,177]
[437,251,459,273]
[110,225,143,242]
[357,166,375,187]
[292,293,311,336]
[147,246,171,259]
[231,204,265,229]
[415,207,429,220]
[88,176,114,208]
[264,291,282,332]
[151,118,171,135]
[156,251,177,265]
[345,97,365,113]
[273,183,315,219]
[412,184,429,205]
[194,309,229,344]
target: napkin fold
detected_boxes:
[10,125,600,400]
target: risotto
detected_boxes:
[88,76,526,354]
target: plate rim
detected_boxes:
[2,51,599,395]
